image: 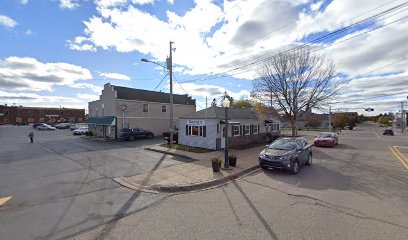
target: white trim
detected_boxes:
[233,125,240,136]
[117,116,176,119]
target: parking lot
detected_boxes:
[0,125,191,240]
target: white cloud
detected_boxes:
[173,82,250,100]
[0,56,92,92]
[71,83,103,93]
[0,14,17,28]
[100,72,131,80]
[167,0,174,4]
[131,0,154,5]
[76,93,99,101]
[25,29,32,36]
[20,0,29,5]
[59,0,80,9]
[0,90,83,104]
[95,0,128,8]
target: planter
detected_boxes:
[229,156,237,167]
[212,162,221,172]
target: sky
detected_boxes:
[0,0,407,116]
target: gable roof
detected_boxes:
[112,85,196,105]
[180,107,259,120]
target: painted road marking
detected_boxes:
[389,146,408,170]
[0,196,12,206]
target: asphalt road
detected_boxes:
[0,125,192,240]
[73,123,408,240]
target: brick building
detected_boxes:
[0,105,85,125]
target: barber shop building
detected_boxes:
[178,106,281,150]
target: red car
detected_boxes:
[314,133,338,147]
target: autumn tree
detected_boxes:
[231,99,254,108]
[253,47,340,136]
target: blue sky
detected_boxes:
[0,0,407,115]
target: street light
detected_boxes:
[141,42,175,147]
[222,91,231,169]
[140,58,167,69]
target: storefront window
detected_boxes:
[187,125,206,137]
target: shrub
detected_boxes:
[211,156,222,164]
[229,154,237,159]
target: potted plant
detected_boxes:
[228,154,237,167]
[211,156,222,172]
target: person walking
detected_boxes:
[28,131,34,143]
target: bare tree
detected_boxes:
[253,47,340,137]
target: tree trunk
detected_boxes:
[291,123,296,137]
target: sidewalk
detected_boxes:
[114,144,264,193]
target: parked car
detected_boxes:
[55,123,71,129]
[33,123,44,128]
[120,128,154,141]
[162,130,178,144]
[314,133,338,147]
[259,138,313,174]
[73,127,89,135]
[37,124,56,131]
[16,122,29,126]
[383,129,394,136]
[70,123,86,131]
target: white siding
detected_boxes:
[178,119,218,150]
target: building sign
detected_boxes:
[187,119,205,126]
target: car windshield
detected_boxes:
[268,140,299,150]
[317,134,333,138]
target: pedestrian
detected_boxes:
[28,131,34,143]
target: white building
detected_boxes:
[178,107,281,150]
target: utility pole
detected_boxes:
[328,106,332,132]
[168,41,175,148]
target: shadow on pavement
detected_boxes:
[95,153,168,240]
[233,181,279,240]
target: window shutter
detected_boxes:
[203,126,206,137]
[200,126,203,136]
[240,125,243,135]
[186,125,188,135]
[258,124,260,133]
[231,125,234,137]
[250,125,253,134]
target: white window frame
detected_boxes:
[143,104,149,113]
[233,125,240,136]
[253,124,258,134]
[244,125,250,135]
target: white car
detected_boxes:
[37,124,56,131]
[73,127,88,135]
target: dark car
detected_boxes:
[383,129,394,136]
[120,128,154,141]
[162,130,178,144]
[16,122,29,126]
[33,123,45,128]
[259,138,312,174]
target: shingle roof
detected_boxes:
[112,85,196,105]
[180,107,259,119]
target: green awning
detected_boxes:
[87,116,115,125]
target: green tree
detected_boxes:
[211,98,217,107]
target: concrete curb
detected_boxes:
[144,147,196,160]
[150,164,261,193]
[113,165,261,194]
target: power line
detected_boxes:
[153,72,169,91]
[179,2,408,84]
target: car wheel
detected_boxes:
[147,133,153,139]
[291,161,299,175]
[129,135,135,141]
[305,153,312,166]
